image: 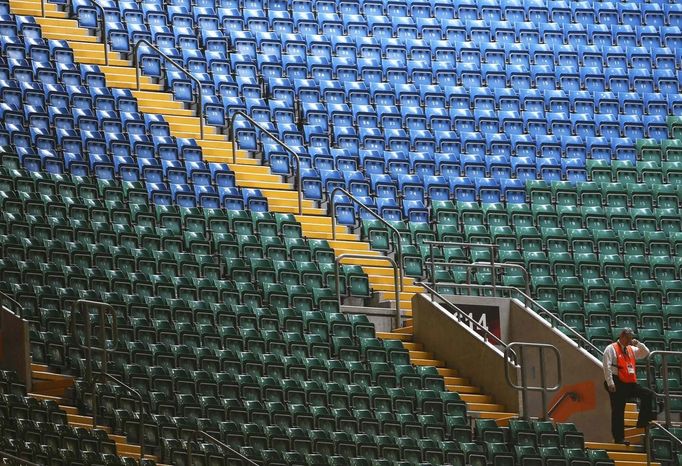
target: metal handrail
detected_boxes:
[504,342,562,420]
[330,187,404,290]
[188,430,259,466]
[646,350,682,427]
[335,253,402,329]
[229,110,303,215]
[646,421,682,466]
[416,281,515,359]
[89,0,109,66]
[68,300,118,429]
[423,240,500,294]
[425,260,531,297]
[424,282,604,358]
[546,391,580,419]
[132,39,204,139]
[0,290,21,317]
[0,451,40,465]
[100,373,146,462]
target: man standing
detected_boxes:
[603,328,656,444]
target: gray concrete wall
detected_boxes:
[508,300,611,442]
[412,293,520,413]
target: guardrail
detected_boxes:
[68,300,118,428]
[417,281,516,361]
[329,187,404,289]
[335,253,401,329]
[229,110,303,215]
[504,342,562,420]
[646,350,682,427]
[420,281,604,358]
[188,431,259,466]
[132,39,205,139]
[646,421,682,466]
[100,373,146,461]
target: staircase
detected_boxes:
[586,407,656,466]
[29,363,168,464]
[9,0,422,320]
[376,325,519,423]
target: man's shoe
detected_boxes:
[614,440,630,446]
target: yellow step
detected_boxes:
[402,342,423,351]
[411,358,445,367]
[376,332,412,342]
[444,376,470,385]
[585,443,644,453]
[437,367,458,377]
[447,385,481,394]
[409,351,434,359]
[467,402,506,412]
[394,326,414,334]
[615,462,658,466]
[607,452,649,462]
[460,394,494,404]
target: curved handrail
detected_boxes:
[416,281,516,362]
[131,39,205,139]
[335,253,401,329]
[330,187,404,290]
[88,0,109,66]
[188,430,259,466]
[229,110,303,215]
[100,373,146,462]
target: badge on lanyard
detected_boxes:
[627,363,635,375]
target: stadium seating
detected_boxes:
[0,0,680,462]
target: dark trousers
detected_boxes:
[608,378,656,442]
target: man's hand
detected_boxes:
[631,339,639,346]
[608,384,616,393]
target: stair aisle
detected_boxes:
[29,363,168,464]
[375,326,519,423]
[9,0,420,319]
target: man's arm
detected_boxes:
[632,340,650,360]
[603,345,615,391]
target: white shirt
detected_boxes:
[603,341,650,388]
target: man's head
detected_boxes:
[618,328,635,346]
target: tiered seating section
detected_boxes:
[0,0,681,460]
[65,0,682,223]
[0,370,156,465]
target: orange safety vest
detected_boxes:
[612,342,637,384]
